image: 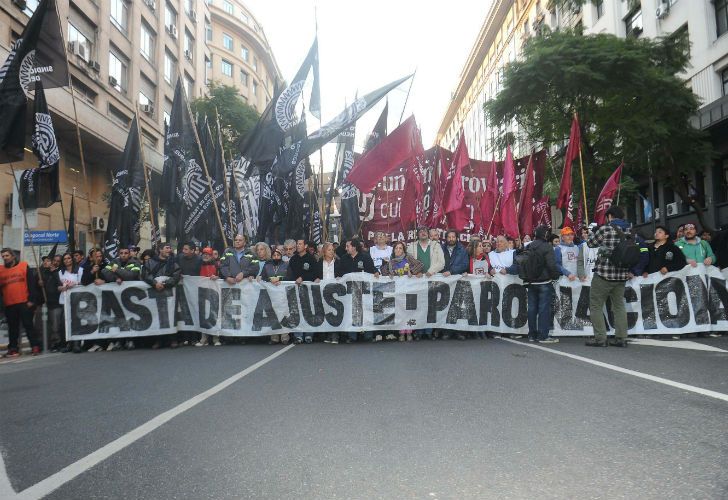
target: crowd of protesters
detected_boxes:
[1,205,725,357]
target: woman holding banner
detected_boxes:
[380,241,424,342]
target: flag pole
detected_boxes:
[616,159,623,206]
[575,112,589,223]
[134,105,157,250]
[181,82,228,248]
[214,107,235,238]
[484,191,502,238]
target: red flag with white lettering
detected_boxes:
[533,196,552,228]
[594,163,623,225]
[557,115,581,210]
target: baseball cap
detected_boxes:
[201,247,214,255]
[560,227,575,236]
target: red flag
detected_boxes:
[594,163,623,225]
[480,158,501,236]
[400,157,425,232]
[346,115,423,193]
[575,198,584,230]
[443,131,469,214]
[518,153,535,237]
[557,115,581,209]
[563,193,575,228]
[533,196,552,228]
[501,145,519,238]
[425,146,452,228]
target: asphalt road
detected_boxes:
[1,336,727,499]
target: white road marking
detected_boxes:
[499,338,728,403]
[2,345,295,500]
[629,339,728,352]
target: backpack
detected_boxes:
[515,246,546,282]
[610,226,641,269]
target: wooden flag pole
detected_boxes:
[134,105,157,249]
[574,113,589,224]
[182,83,228,249]
[484,191,502,238]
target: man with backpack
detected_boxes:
[515,225,561,343]
[585,206,639,347]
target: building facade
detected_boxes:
[436,0,728,234]
[0,0,281,255]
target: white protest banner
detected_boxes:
[64,265,728,340]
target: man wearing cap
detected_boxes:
[676,223,716,268]
[555,227,579,281]
[196,247,223,346]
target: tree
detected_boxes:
[485,29,713,229]
[191,82,259,158]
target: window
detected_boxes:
[110,0,128,33]
[165,3,177,30]
[223,33,233,51]
[670,25,690,59]
[252,56,258,72]
[139,75,156,109]
[108,104,131,128]
[240,69,248,86]
[108,50,127,92]
[164,51,176,84]
[140,22,155,62]
[139,91,152,107]
[722,68,728,96]
[223,0,234,15]
[164,111,171,126]
[205,56,211,84]
[241,46,249,62]
[23,0,39,15]
[625,7,643,37]
[252,80,257,96]
[205,19,212,41]
[240,12,249,24]
[594,0,604,20]
[718,0,728,37]
[185,0,194,14]
[185,74,194,98]
[221,59,233,77]
[185,30,194,55]
[68,22,93,62]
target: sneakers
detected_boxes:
[195,341,208,347]
[539,338,559,344]
[31,346,41,356]
[609,338,628,348]
[213,340,222,346]
[374,334,383,342]
[385,334,396,341]
[304,336,313,344]
[585,338,607,347]
[125,340,135,350]
[294,337,303,344]
[3,349,20,358]
[88,344,102,352]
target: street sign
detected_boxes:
[24,230,67,246]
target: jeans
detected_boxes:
[589,274,627,342]
[5,303,40,350]
[527,283,554,341]
[47,306,64,346]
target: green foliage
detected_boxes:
[485,29,713,226]
[190,82,259,157]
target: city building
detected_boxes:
[436,0,728,234]
[0,0,281,255]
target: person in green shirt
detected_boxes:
[676,223,716,267]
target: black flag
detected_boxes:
[66,192,76,253]
[104,116,145,259]
[271,75,411,178]
[239,39,319,172]
[340,103,388,239]
[0,0,68,162]
[325,123,355,233]
[19,80,61,209]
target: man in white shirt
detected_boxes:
[369,231,393,273]
[488,236,515,275]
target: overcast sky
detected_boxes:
[245,0,490,157]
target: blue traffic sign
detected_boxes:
[23,230,68,245]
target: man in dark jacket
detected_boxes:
[103,246,142,350]
[441,230,469,276]
[142,243,182,348]
[41,255,63,351]
[338,238,379,342]
[219,234,254,284]
[287,239,320,343]
[176,242,202,276]
[519,225,560,343]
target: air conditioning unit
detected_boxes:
[69,41,87,61]
[141,103,154,115]
[184,49,193,61]
[656,1,669,20]
[12,0,27,10]
[666,202,679,217]
[167,25,178,38]
[143,0,156,11]
[92,217,105,232]
[190,10,197,23]
[109,75,119,88]
[87,60,101,72]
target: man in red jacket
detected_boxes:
[0,248,42,357]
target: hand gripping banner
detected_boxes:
[65,265,728,340]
